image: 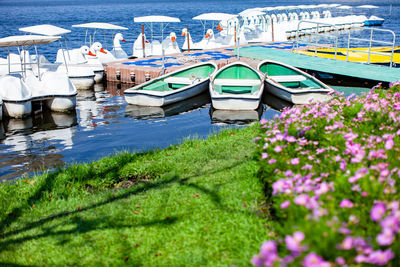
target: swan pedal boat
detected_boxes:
[209,61,264,110]
[124,62,217,107]
[0,35,77,118]
[258,59,333,105]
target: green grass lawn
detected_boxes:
[0,124,270,266]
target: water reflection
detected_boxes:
[125,93,210,120]
[0,86,290,182]
[263,93,293,111]
[209,104,264,125]
[0,111,78,181]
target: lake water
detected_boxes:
[0,0,398,180]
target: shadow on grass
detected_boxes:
[0,262,38,267]
[0,154,256,253]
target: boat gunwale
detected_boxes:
[2,92,78,103]
[257,59,333,95]
[209,61,264,97]
[124,61,218,97]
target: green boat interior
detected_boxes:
[213,65,261,94]
[259,63,323,89]
[141,64,216,92]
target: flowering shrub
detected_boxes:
[253,81,400,266]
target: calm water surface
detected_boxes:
[0,0,397,180]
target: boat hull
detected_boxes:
[125,79,209,107]
[94,71,104,84]
[264,81,332,104]
[210,93,262,110]
[3,101,32,118]
[69,76,95,90]
[258,59,333,105]
[209,61,264,110]
[46,96,77,112]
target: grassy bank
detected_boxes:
[0,124,269,266]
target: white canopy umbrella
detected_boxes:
[72,22,128,30]
[134,15,180,23]
[133,15,180,41]
[72,22,128,48]
[193,13,237,36]
[19,24,72,57]
[0,35,60,47]
[338,5,352,10]
[304,5,319,9]
[192,13,237,21]
[19,24,71,36]
[0,35,61,77]
[239,9,265,17]
[357,5,379,9]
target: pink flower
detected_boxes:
[340,199,354,208]
[268,159,276,164]
[302,164,313,170]
[367,249,394,265]
[340,160,346,171]
[294,194,309,206]
[261,153,269,160]
[280,200,290,209]
[303,252,330,267]
[252,240,279,267]
[335,257,345,265]
[260,240,277,258]
[291,158,300,165]
[274,146,283,153]
[370,202,386,221]
[376,228,394,246]
[339,236,353,250]
[251,255,264,266]
[285,231,305,252]
[380,216,399,233]
[385,138,394,150]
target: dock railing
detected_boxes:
[346,27,396,68]
[293,20,340,60]
[293,21,396,68]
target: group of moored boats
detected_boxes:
[1,3,385,120]
[124,59,333,110]
[0,23,126,120]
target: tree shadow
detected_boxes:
[0,155,257,255]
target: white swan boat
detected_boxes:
[209,62,264,110]
[133,15,181,57]
[19,24,96,89]
[0,35,77,118]
[124,62,217,106]
[191,13,239,50]
[72,22,129,63]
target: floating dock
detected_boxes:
[239,47,400,83]
[104,43,400,85]
[104,49,237,84]
[103,43,297,84]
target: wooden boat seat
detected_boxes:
[163,76,193,85]
[269,75,307,83]
[213,79,261,86]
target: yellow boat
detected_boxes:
[296,46,400,67]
